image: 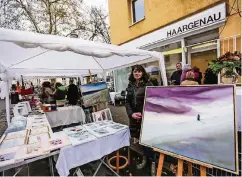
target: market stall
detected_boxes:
[0,28,167,176]
[0,28,167,126]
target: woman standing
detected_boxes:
[125,65,153,175]
[40,81,56,104]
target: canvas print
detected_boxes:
[81,82,107,95]
[140,85,237,173]
[0,152,16,167]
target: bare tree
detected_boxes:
[0,0,110,43]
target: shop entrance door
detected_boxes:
[191,49,217,84]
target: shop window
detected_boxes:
[131,0,145,24]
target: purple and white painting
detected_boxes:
[140,85,237,173]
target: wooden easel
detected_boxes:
[154,148,212,176]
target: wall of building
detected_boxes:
[109,0,223,45]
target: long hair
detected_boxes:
[128,65,149,83]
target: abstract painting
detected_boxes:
[140,85,238,173]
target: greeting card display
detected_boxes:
[15,143,45,160]
[0,137,26,150]
[28,133,50,144]
[92,108,113,122]
[42,131,71,152]
[5,130,28,140]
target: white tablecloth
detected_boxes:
[45,106,86,128]
[56,128,130,176]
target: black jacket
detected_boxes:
[171,70,182,85]
[125,81,153,138]
[67,84,79,105]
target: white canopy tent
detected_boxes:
[0,28,167,126]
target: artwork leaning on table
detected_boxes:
[140,85,238,174]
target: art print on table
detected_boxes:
[83,123,99,130]
[28,133,50,144]
[5,130,27,140]
[140,85,238,174]
[67,130,96,146]
[30,126,49,136]
[0,137,25,150]
[0,152,15,162]
[107,123,128,132]
[105,109,113,121]
[90,127,115,138]
[63,126,85,135]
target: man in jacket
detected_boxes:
[67,80,79,105]
[170,63,182,85]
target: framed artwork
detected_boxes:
[63,126,86,135]
[15,143,44,160]
[107,123,128,132]
[66,130,97,146]
[30,126,49,136]
[80,82,107,96]
[92,108,112,122]
[28,133,50,144]
[0,137,26,150]
[5,130,28,140]
[89,127,115,138]
[140,85,238,174]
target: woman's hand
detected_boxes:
[132,112,142,120]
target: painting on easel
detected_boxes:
[140,85,238,174]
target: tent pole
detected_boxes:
[5,79,10,126]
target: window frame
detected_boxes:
[131,0,145,25]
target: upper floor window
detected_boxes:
[131,0,145,23]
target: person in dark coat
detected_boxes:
[67,80,79,105]
[125,65,154,175]
[204,67,218,84]
[170,62,182,85]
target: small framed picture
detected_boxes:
[92,108,112,122]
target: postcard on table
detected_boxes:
[0,147,22,167]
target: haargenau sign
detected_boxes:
[122,3,226,49]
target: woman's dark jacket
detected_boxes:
[125,81,153,138]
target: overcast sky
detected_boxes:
[83,0,109,12]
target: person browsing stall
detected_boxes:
[170,62,182,85]
[67,79,79,105]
